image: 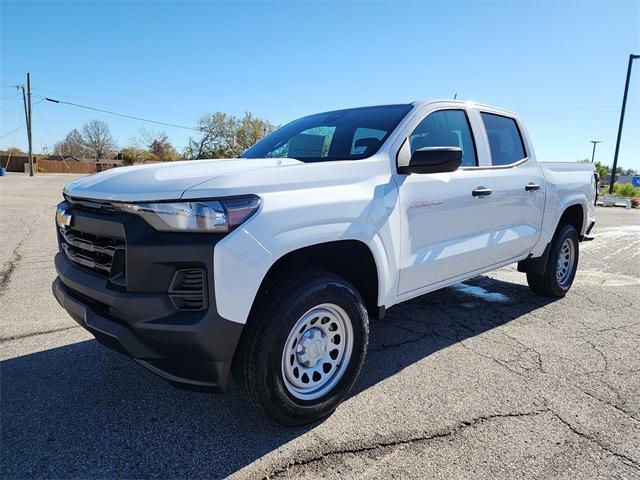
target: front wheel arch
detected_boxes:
[250,240,382,320]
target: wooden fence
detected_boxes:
[26,158,121,174]
[1,155,30,172]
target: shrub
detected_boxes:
[613,182,640,198]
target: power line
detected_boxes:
[0,124,25,140]
[32,87,198,122]
[1,104,24,115]
[43,97,202,132]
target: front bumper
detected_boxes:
[52,201,245,392]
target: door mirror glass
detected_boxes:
[399,146,462,174]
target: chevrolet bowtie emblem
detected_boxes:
[56,208,72,228]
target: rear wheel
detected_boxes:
[233,269,369,426]
[527,223,579,298]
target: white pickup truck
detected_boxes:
[53,100,596,425]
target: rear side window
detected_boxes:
[409,109,477,167]
[481,113,526,166]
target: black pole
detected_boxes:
[590,141,601,163]
[27,73,33,177]
[21,85,29,154]
[609,54,639,194]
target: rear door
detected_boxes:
[395,107,498,295]
[478,111,545,261]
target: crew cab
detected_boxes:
[52,100,596,425]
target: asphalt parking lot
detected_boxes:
[1,172,639,479]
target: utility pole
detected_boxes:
[609,54,639,194]
[20,73,34,176]
[27,73,33,176]
[589,140,602,163]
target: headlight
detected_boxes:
[115,195,260,232]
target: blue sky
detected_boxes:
[1,1,639,169]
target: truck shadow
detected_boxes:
[1,275,553,479]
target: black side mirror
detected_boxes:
[399,146,463,174]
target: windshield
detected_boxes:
[241,104,413,162]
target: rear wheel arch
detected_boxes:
[519,202,585,275]
[526,223,579,298]
[558,203,585,237]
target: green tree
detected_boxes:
[121,130,180,165]
[594,161,608,183]
[117,147,150,166]
[185,112,276,159]
[138,129,180,162]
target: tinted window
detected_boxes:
[409,110,477,167]
[481,113,526,166]
[351,127,386,155]
[242,104,412,162]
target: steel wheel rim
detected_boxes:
[556,237,575,287]
[281,303,354,401]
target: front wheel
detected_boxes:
[233,269,369,426]
[527,223,579,298]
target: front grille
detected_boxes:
[58,227,126,282]
[63,194,117,212]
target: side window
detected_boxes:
[408,110,477,167]
[480,113,526,166]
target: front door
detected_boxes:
[396,109,498,295]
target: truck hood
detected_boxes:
[63,157,303,202]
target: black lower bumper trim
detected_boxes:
[53,254,245,392]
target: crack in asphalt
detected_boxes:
[548,409,640,471]
[266,409,550,479]
[266,405,640,478]
[498,329,545,373]
[0,223,33,296]
[583,338,609,372]
[0,248,23,294]
[572,384,640,423]
[0,325,80,343]
[368,293,640,429]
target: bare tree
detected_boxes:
[54,129,87,159]
[4,146,25,156]
[82,120,117,160]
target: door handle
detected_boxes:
[472,187,492,197]
[525,183,541,191]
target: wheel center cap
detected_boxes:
[296,328,327,367]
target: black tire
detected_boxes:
[232,269,369,426]
[527,223,579,298]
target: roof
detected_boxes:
[411,99,519,117]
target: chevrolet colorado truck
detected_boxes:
[52,101,596,425]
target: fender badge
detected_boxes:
[409,200,444,209]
